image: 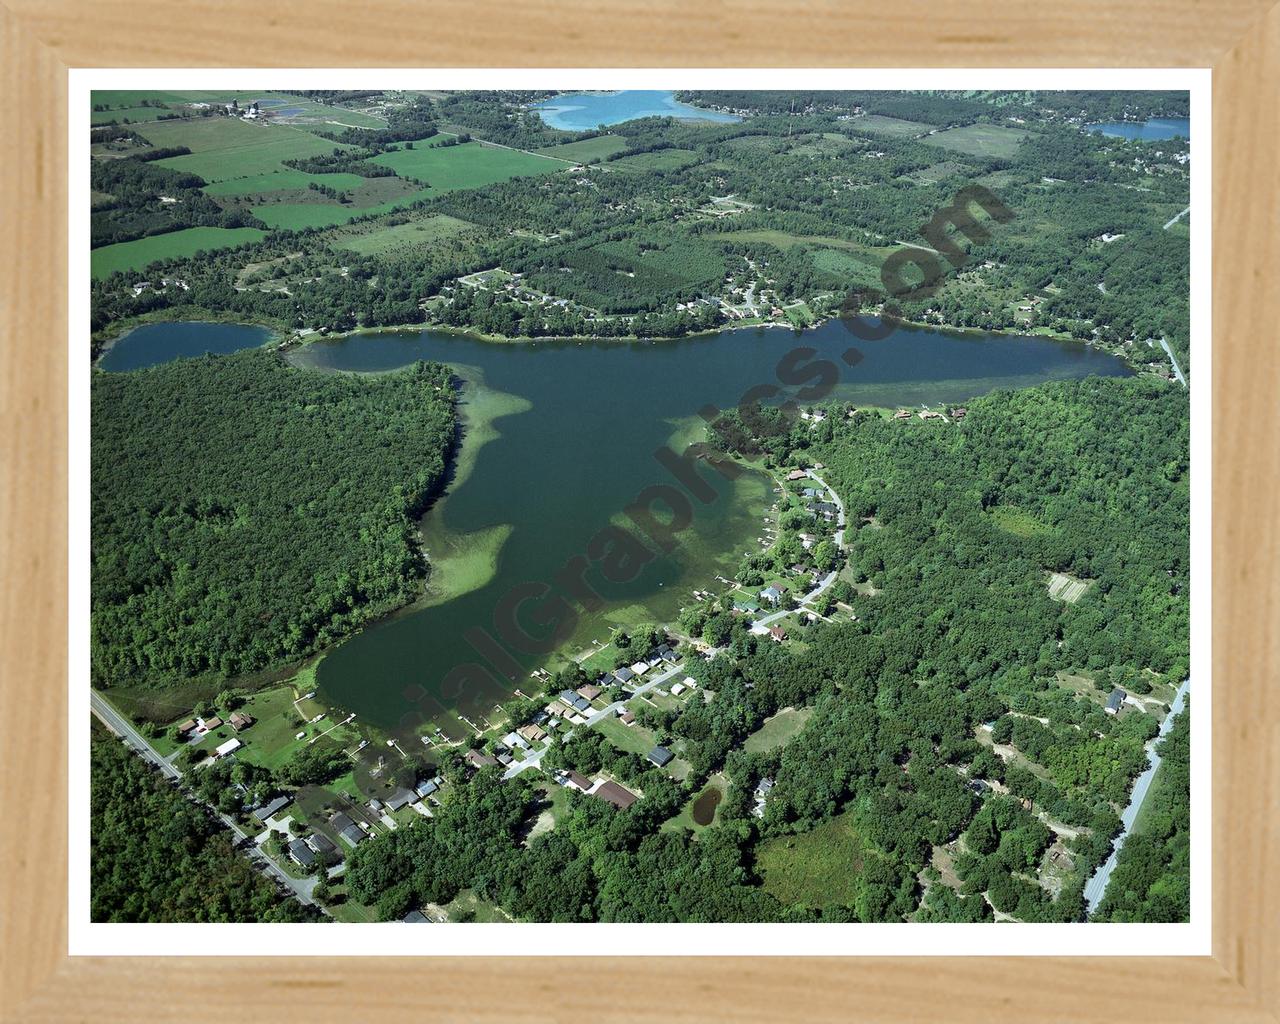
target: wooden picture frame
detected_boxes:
[2,3,1276,1019]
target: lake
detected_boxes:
[532,90,741,131]
[98,320,275,371]
[1085,117,1190,141]
[103,318,1131,735]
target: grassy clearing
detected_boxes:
[91,226,267,279]
[756,811,871,909]
[92,106,176,125]
[250,190,432,231]
[924,124,1033,159]
[371,140,562,190]
[595,713,658,757]
[535,135,628,163]
[608,148,700,173]
[440,888,512,922]
[332,214,479,255]
[743,707,814,754]
[987,505,1052,538]
[851,114,935,138]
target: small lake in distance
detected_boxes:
[99,321,275,371]
[532,90,742,131]
[1085,117,1189,141]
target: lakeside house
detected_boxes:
[251,795,292,823]
[229,711,254,732]
[287,839,316,868]
[769,625,786,643]
[786,469,808,481]
[619,710,636,725]
[1106,688,1127,714]
[760,585,784,606]
[464,750,499,770]
[564,770,592,792]
[751,777,775,818]
[576,684,602,701]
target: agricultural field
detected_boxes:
[534,135,628,163]
[91,226,267,279]
[924,123,1034,159]
[371,140,563,191]
[136,118,351,182]
[91,106,176,125]
[329,213,480,255]
[849,114,935,137]
[1046,571,1093,604]
[202,169,369,198]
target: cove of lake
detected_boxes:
[98,317,1132,736]
[102,320,1131,737]
[1085,117,1190,141]
[531,90,741,131]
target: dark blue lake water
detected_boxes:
[98,321,275,371]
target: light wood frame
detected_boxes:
[2,3,1277,1020]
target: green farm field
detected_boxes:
[332,214,480,255]
[924,123,1034,159]
[203,169,369,197]
[91,226,267,279]
[138,118,351,182]
[371,140,563,190]
[91,106,176,125]
[850,114,935,137]
[608,148,700,173]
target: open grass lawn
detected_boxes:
[535,135,628,163]
[250,189,434,231]
[372,140,562,190]
[851,114,935,138]
[924,123,1033,159]
[810,247,883,288]
[743,707,814,754]
[90,226,266,279]
[595,713,658,757]
[987,504,1053,538]
[608,148,700,173]
[756,811,873,909]
[441,888,513,922]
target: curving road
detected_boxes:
[1083,678,1190,915]
[91,690,320,909]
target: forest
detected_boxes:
[90,350,456,684]
[342,376,1189,923]
[90,725,319,922]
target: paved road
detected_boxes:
[1083,678,1191,914]
[91,690,319,909]
[1159,336,1188,388]
[1163,205,1191,230]
[754,470,848,629]
[502,659,696,780]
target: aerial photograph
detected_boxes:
[87,87,1191,926]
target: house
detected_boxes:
[786,469,808,481]
[502,731,530,751]
[329,813,365,848]
[228,712,254,732]
[1106,688,1126,714]
[251,795,292,822]
[564,770,592,792]
[287,839,316,868]
[619,710,635,725]
[614,666,635,683]
[760,586,783,606]
[647,745,674,768]
[306,833,337,857]
[464,750,499,770]
[415,778,439,799]
[769,626,786,643]
[202,716,224,731]
[671,682,686,696]
[386,788,417,812]
[802,487,819,498]
[592,780,638,811]
[918,409,942,420]
[894,409,912,419]
[629,661,650,676]
[176,719,197,738]
[402,910,429,923]
[949,406,969,420]
[576,684,602,701]
[751,777,775,818]
[517,723,546,743]
[214,738,241,758]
